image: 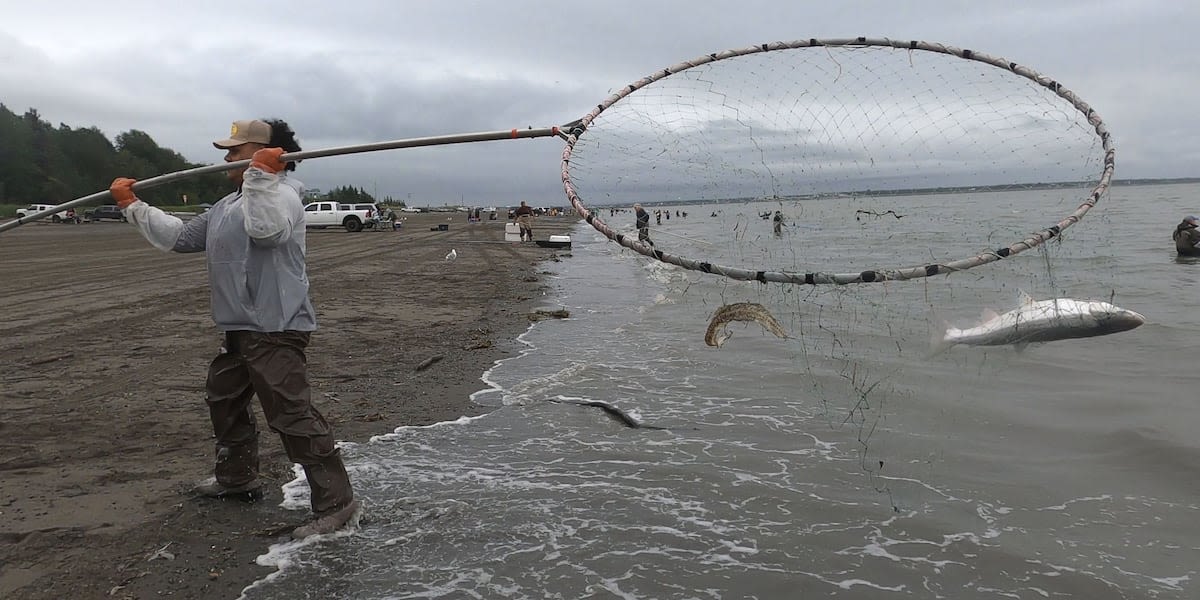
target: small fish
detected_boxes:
[414,354,444,372]
[550,399,666,430]
[705,302,789,347]
[934,290,1145,352]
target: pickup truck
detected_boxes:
[302,202,372,232]
[16,204,77,223]
[85,205,127,222]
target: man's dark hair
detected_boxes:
[263,118,301,171]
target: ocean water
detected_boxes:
[241,183,1199,600]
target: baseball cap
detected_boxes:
[212,119,272,149]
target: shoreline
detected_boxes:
[0,212,579,599]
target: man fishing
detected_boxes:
[108,118,359,539]
[513,200,534,242]
[634,203,653,246]
[1174,215,1200,256]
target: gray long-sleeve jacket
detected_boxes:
[123,168,316,332]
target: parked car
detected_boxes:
[350,204,379,218]
[15,204,73,222]
[350,203,390,229]
[302,202,371,232]
[85,205,127,222]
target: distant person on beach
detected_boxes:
[513,201,534,242]
[773,210,784,235]
[634,203,653,246]
[1175,215,1200,256]
[108,118,359,540]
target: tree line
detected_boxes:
[0,105,231,207]
[322,185,378,204]
[0,104,380,208]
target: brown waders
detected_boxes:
[637,227,653,246]
[516,215,533,241]
[205,330,354,516]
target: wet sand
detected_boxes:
[0,211,577,599]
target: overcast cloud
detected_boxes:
[1,0,1195,207]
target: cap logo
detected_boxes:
[230,124,239,137]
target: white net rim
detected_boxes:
[559,37,1116,285]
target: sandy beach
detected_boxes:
[0,210,578,599]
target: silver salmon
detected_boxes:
[935,290,1145,352]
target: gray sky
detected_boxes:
[1,0,1195,207]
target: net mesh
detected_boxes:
[562,39,1112,284]
[559,39,1120,506]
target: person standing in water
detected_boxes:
[1175,215,1200,256]
[634,203,653,246]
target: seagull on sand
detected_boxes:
[445,249,457,261]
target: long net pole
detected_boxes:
[0,125,571,234]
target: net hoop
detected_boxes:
[560,37,1116,285]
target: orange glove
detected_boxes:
[109,177,138,209]
[250,147,287,174]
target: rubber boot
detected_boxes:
[301,452,355,516]
[217,441,259,482]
